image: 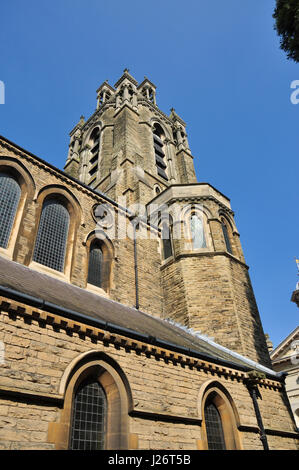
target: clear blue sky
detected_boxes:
[0,0,298,349]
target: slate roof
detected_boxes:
[0,255,279,378]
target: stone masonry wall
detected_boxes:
[0,307,298,450]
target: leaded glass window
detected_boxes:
[33,198,70,272]
[0,173,21,248]
[191,214,206,249]
[205,399,226,450]
[70,379,107,450]
[161,223,173,259]
[221,220,232,254]
[87,242,103,288]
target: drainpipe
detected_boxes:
[130,217,139,310]
[245,371,269,450]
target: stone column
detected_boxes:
[116,93,122,109]
[152,89,156,106]
[164,138,176,183]
[176,127,184,150]
[78,144,90,183]
[123,84,130,103]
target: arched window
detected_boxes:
[161,220,173,260]
[89,127,100,181]
[87,241,103,288]
[191,213,206,249]
[153,124,168,181]
[70,378,107,450]
[33,198,70,272]
[221,218,232,254]
[48,354,131,449]
[204,396,226,450]
[0,172,21,248]
[199,381,242,450]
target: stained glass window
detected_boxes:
[0,173,21,248]
[191,214,206,249]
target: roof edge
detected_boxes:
[0,283,283,381]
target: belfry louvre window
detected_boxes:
[0,172,21,248]
[70,379,107,450]
[87,242,103,288]
[33,198,70,272]
[204,399,226,450]
[89,127,100,180]
[153,126,168,181]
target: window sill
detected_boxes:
[86,283,109,298]
[0,247,13,261]
[28,261,70,283]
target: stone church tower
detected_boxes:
[64,69,270,367]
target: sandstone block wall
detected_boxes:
[0,306,298,450]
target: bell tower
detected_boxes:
[64,70,271,368]
[64,69,197,205]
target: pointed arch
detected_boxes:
[0,158,35,259]
[180,204,212,250]
[49,351,132,450]
[198,379,243,450]
[84,230,114,294]
[29,186,81,280]
[159,214,174,260]
[218,211,238,257]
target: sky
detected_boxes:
[0,0,298,349]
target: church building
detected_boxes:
[0,69,298,450]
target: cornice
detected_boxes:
[96,81,115,94]
[138,99,174,127]
[81,104,115,132]
[160,250,249,270]
[0,294,282,389]
[270,326,299,360]
[137,77,157,90]
[150,194,235,216]
[147,183,231,206]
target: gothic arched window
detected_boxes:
[161,220,173,260]
[221,218,232,254]
[0,172,21,248]
[70,378,107,450]
[204,397,226,450]
[190,213,206,249]
[87,241,103,288]
[153,124,168,181]
[33,198,70,272]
